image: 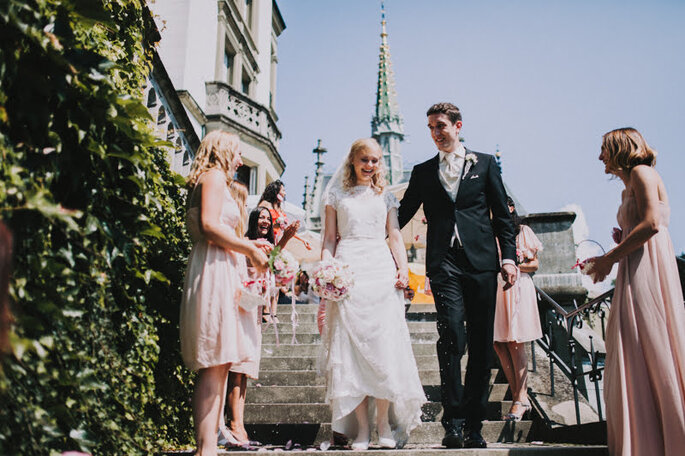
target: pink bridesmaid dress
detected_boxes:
[605,195,685,455]
[230,262,264,379]
[179,181,254,371]
[494,224,543,343]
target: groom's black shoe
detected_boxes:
[441,428,464,449]
[463,429,487,448]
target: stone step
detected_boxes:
[275,303,319,314]
[261,332,438,345]
[262,320,437,334]
[248,385,327,403]
[259,355,440,371]
[244,400,516,423]
[247,372,501,404]
[262,342,438,357]
[250,369,443,387]
[243,420,533,445]
[274,304,439,317]
[246,385,444,404]
[250,371,506,396]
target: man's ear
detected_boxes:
[455,120,463,130]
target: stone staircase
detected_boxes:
[241,303,607,455]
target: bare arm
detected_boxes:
[398,167,422,229]
[321,205,338,261]
[277,220,300,249]
[519,257,539,274]
[387,207,409,289]
[590,165,662,282]
[200,170,269,270]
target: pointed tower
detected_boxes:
[371,2,404,185]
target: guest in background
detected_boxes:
[590,127,685,456]
[257,180,299,242]
[180,130,270,456]
[244,206,297,323]
[294,270,318,304]
[493,198,543,421]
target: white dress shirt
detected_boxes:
[438,143,466,247]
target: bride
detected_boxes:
[319,138,426,449]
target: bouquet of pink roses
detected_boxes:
[268,246,299,286]
[311,258,354,302]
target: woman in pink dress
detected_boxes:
[493,198,543,421]
[590,127,685,456]
[180,131,270,456]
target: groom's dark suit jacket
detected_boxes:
[398,149,516,273]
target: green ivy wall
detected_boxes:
[0,1,194,454]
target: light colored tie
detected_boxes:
[443,153,460,181]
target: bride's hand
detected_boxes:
[395,268,408,289]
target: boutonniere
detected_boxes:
[463,153,478,179]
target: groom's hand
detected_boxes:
[501,263,517,290]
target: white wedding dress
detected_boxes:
[320,185,426,446]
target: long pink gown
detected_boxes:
[180,181,258,372]
[605,195,685,455]
[494,224,543,343]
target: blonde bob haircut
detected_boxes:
[342,138,386,193]
[601,127,657,174]
[187,130,240,188]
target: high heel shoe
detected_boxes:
[227,428,262,447]
[503,401,531,422]
[217,426,240,448]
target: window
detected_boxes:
[236,165,257,194]
[241,71,251,95]
[236,165,251,190]
[245,0,254,28]
[223,46,235,84]
[146,89,157,108]
[166,123,175,141]
[157,106,166,125]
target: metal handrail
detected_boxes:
[533,285,614,425]
[566,289,614,320]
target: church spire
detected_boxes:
[371,1,404,185]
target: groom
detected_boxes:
[399,102,517,448]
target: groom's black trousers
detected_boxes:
[428,244,497,433]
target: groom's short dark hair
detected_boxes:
[427,102,462,124]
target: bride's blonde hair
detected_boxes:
[342,138,386,193]
[187,130,240,188]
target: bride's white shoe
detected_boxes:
[350,439,369,450]
[377,422,396,448]
[378,436,396,449]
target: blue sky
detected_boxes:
[275,0,685,255]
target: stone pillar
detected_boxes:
[523,211,587,307]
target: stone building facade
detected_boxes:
[149,0,286,191]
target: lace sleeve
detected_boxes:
[383,191,400,212]
[323,186,340,210]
